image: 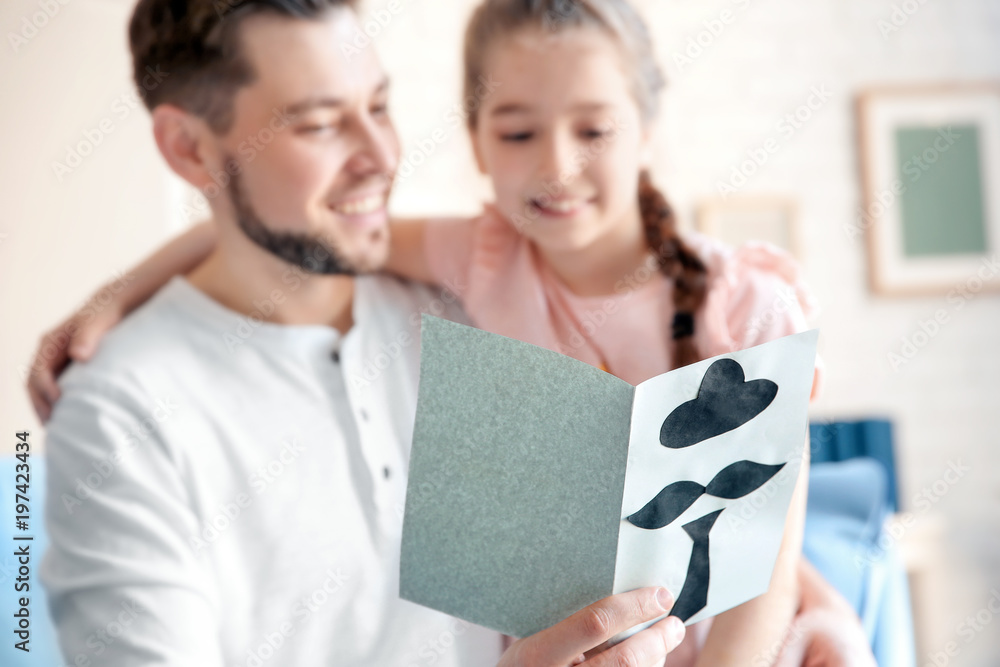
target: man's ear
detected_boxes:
[151,105,218,190]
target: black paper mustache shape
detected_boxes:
[626,460,786,530]
[660,359,778,449]
[669,509,723,622]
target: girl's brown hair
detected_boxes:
[462,0,708,368]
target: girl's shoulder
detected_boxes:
[684,230,820,321]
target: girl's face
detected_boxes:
[472,27,651,255]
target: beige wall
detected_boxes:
[2,0,998,663]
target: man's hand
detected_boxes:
[498,587,685,666]
[775,560,877,667]
[26,305,122,421]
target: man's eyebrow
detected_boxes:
[285,97,345,116]
[284,77,391,116]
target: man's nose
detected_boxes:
[345,113,398,177]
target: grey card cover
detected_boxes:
[400,315,819,637]
[399,315,634,638]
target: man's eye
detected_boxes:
[372,104,389,116]
[501,132,534,142]
[582,129,609,140]
[298,124,334,135]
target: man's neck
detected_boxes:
[187,229,356,334]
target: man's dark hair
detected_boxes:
[129,0,358,134]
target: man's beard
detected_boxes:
[227,167,358,276]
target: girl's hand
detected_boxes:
[775,560,876,667]
[497,587,685,667]
[27,302,124,421]
[26,221,219,421]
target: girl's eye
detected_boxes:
[500,131,534,143]
[372,103,389,117]
[582,128,609,140]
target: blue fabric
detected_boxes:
[805,458,916,667]
[809,419,899,512]
[0,455,61,666]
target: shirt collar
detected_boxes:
[162,275,349,360]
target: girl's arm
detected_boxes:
[693,440,810,667]
[26,221,217,421]
[29,215,459,421]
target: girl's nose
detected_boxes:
[538,130,580,185]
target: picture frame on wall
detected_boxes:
[696,196,801,260]
[856,84,1000,296]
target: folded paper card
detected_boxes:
[400,315,819,638]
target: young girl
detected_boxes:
[30,1,850,664]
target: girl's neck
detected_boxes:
[536,210,652,298]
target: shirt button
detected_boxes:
[330,350,340,363]
[383,466,391,479]
[360,409,369,421]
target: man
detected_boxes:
[37,0,686,664]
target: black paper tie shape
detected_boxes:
[626,358,787,622]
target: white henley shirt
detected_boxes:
[41,274,503,666]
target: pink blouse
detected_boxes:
[424,205,822,391]
[423,205,823,661]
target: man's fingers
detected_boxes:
[525,587,675,665]
[585,615,686,667]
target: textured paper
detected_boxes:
[399,316,634,638]
[614,329,818,626]
[400,315,818,637]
